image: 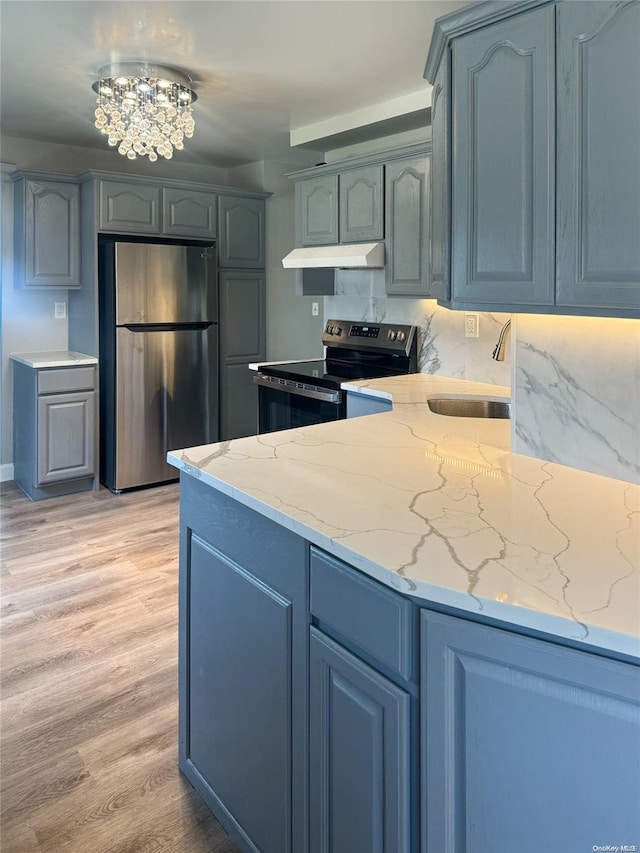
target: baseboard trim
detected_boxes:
[0,463,15,482]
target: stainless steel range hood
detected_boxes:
[282,242,385,269]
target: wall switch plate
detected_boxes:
[54,302,67,320]
[312,301,319,316]
[465,312,479,338]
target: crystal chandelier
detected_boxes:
[92,63,197,161]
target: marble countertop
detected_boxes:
[10,351,98,368]
[168,374,640,660]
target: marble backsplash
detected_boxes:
[513,314,640,483]
[325,270,511,386]
[325,272,639,484]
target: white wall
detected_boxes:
[0,135,229,184]
[1,166,68,478]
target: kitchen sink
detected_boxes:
[427,398,511,419]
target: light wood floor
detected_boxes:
[0,481,240,853]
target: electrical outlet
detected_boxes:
[312,302,319,317]
[465,312,479,338]
[54,301,67,320]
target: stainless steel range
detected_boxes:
[253,319,418,434]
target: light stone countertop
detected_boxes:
[168,374,640,660]
[10,351,98,368]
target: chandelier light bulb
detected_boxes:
[92,63,196,161]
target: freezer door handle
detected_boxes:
[121,321,214,333]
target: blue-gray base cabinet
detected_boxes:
[12,361,97,501]
[421,611,640,853]
[178,471,640,853]
[346,391,393,419]
[309,628,412,853]
[179,475,309,853]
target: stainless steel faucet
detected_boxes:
[492,319,512,361]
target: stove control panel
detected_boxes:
[323,319,416,356]
[350,324,380,339]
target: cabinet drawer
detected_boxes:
[38,367,95,395]
[310,547,414,680]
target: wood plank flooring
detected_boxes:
[0,481,240,853]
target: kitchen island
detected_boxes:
[168,374,639,853]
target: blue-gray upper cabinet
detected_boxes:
[296,175,339,246]
[385,155,430,296]
[421,610,640,853]
[429,53,451,303]
[556,0,640,311]
[218,195,266,268]
[309,627,412,853]
[13,177,81,288]
[451,5,555,307]
[98,180,161,234]
[162,187,217,239]
[339,165,384,243]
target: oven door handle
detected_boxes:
[253,372,342,405]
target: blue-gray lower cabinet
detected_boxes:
[13,361,97,501]
[309,627,411,853]
[346,391,393,419]
[421,610,640,853]
[179,475,309,853]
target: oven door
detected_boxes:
[254,373,344,434]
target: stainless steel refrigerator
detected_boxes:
[99,238,218,492]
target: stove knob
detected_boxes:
[388,330,397,341]
[335,326,342,336]
[397,330,406,342]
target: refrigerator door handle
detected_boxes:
[120,321,214,333]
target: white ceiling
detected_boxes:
[0,0,470,167]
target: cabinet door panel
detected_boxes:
[219,271,266,364]
[340,165,383,242]
[99,181,161,233]
[37,391,95,484]
[218,270,264,440]
[23,180,80,288]
[556,0,640,310]
[187,535,292,853]
[452,6,555,305]
[219,362,259,440]
[296,176,339,246]
[385,156,430,296]
[218,196,265,267]
[163,188,217,238]
[430,55,451,302]
[310,628,411,853]
[421,610,640,853]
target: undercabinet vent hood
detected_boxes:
[282,242,385,269]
